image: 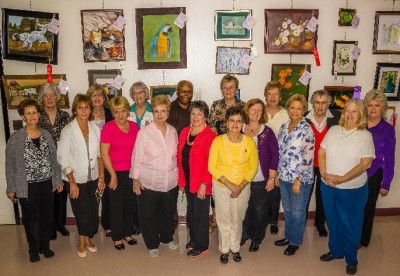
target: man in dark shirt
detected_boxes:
[167,80,193,135]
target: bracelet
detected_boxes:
[269,177,276,181]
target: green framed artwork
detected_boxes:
[271,64,311,107]
[374,62,400,101]
[214,10,252,41]
[149,85,177,98]
[338,8,356,26]
[135,7,187,69]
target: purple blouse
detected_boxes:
[367,119,396,190]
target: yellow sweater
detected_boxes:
[208,134,258,187]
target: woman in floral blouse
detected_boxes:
[274,94,315,256]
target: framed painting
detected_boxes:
[216,46,251,75]
[214,10,252,41]
[373,11,400,54]
[386,106,396,123]
[87,69,122,101]
[332,40,358,75]
[373,62,400,101]
[338,8,356,26]
[264,9,319,54]
[2,8,59,64]
[81,9,126,62]
[271,64,311,107]
[2,74,69,109]
[136,7,187,70]
[149,85,177,98]
[324,86,354,110]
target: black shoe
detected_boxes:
[220,253,229,264]
[29,252,40,262]
[240,238,248,246]
[187,248,209,258]
[249,242,259,252]
[232,252,241,262]
[317,225,328,237]
[320,251,344,262]
[123,237,137,245]
[114,243,125,250]
[105,230,112,237]
[58,227,70,236]
[38,249,55,258]
[270,224,279,234]
[284,245,299,256]
[274,238,289,246]
[346,265,357,275]
[50,232,57,240]
[186,241,195,250]
[132,227,141,235]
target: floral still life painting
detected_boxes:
[265,9,319,54]
[332,41,358,75]
[324,86,354,110]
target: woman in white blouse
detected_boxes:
[57,94,104,258]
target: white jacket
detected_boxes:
[57,119,101,183]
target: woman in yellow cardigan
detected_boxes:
[208,106,258,264]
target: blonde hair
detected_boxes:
[86,84,108,105]
[108,96,130,113]
[151,94,171,111]
[244,98,268,124]
[363,89,388,119]
[285,93,308,112]
[339,99,366,130]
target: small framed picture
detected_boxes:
[338,8,357,26]
[216,46,251,75]
[214,10,252,41]
[332,40,358,75]
[324,86,354,110]
[373,62,400,101]
[373,11,400,54]
[87,69,122,101]
[149,85,177,98]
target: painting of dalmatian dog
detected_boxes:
[2,8,58,64]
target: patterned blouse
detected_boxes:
[209,98,245,135]
[24,135,52,183]
[277,118,315,185]
[38,108,70,144]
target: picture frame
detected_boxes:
[81,9,126,62]
[386,106,396,123]
[264,9,319,54]
[149,85,177,98]
[373,11,400,54]
[324,86,354,110]
[332,40,358,76]
[2,74,69,109]
[135,7,187,70]
[214,10,252,41]
[373,62,400,101]
[338,8,357,26]
[2,8,59,64]
[87,69,122,101]
[271,64,311,107]
[216,46,251,75]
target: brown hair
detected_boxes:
[86,84,108,105]
[71,94,94,121]
[244,98,268,124]
[264,81,283,98]
[18,99,41,116]
[220,74,239,89]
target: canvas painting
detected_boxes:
[216,46,251,75]
[338,9,356,26]
[373,11,400,54]
[88,70,122,101]
[332,40,358,75]
[149,85,177,98]
[374,62,400,100]
[214,10,252,41]
[324,86,354,110]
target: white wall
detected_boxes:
[1,0,399,223]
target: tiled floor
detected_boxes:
[0,216,399,276]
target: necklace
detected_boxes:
[341,127,357,139]
[187,126,205,146]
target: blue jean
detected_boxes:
[321,181,368,267]
[280,179,312,246]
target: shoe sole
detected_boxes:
[77,250,87,258]
[86,245,97,253]
[189,249,209,258]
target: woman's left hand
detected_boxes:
[56,184,63,193]
[292,180,301,194]
[97,179,105,191]
[380,188,389,197]
[197,184,206,200]
[265,179,275,192]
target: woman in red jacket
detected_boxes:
[177,100,216,258]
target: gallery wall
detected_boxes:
[1,0,399,224]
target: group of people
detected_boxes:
[5,75,395,276]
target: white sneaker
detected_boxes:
[148,249,159,257]
[162,241,178,250]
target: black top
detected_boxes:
[182,134,196,185]
[167,100,190,135]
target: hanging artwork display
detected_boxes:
[149,85,177,98]
[216,46,251,75]
[81,9,126,62]
[271,64,311,107]
[87,69,122,101]
[338,9,357,26]
[332,40,358,76]
[2,8,59,64]
[374,62,400,101]
[324,86,354,110]
[135,7,187,69]
[214,10,252,41]
[264,9,319,54]
[373,11,400,54]
[2,74,69,109]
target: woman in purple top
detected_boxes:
[240,99,279,253]
[100,96,140,250]
[360,89,396,248]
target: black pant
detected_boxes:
[186,186,210,251]
[306,167,326,226]
[138,186,178,250]
[107,171,136,241]
[360,169,383,247]
[242,181,273,244]
[102,172,111,231]
[51,182,68,233]
[67,180,99,237]
[268,186,280,225]
[19,179,54,254]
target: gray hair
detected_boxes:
[129,81,150,100]
[38,82,61,104]
[310,90,332,105]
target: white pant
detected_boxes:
[213,181,250,254]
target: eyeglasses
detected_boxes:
[315,101,328,106]
[133,91,146,96]
[153,109,168,115]
[267,92,280,97]
[222,86,237,91]
[91,93,103,98]
[228,119,243,124]
[43,94,56,99]
[179,90,193,94]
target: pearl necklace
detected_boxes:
[340,127,357,139]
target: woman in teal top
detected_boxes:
[129,81,153,128]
